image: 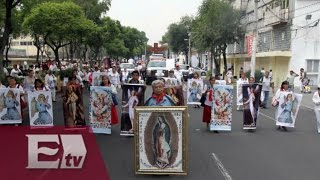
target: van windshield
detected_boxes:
[147,61,166,68]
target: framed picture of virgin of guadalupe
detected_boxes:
[134,106,188,175]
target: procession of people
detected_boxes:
[0,61,317,134]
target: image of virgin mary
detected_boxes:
[153,116,171,169]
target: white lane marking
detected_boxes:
[259,112,276,122]
[211,153,233,180]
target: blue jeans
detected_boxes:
[262,91,269,107]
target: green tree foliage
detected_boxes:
[162,16,193,56]
[23,1,95,66]
[192,0,242,75]
[0,0,21,75]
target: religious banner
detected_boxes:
[0,88,22,124]
[210,85,233,131]
[163,77,180,87]
[28,91,53,126]
[216,80,227,85]
[236,79,248,106]
[246,34,253,57]
[187,79,203,105]
[92,72,108,86]
[63,84,86,127]
[164,85,184,106]
[134,106,188,175]
[120,83,146,136]
[242,84,262,130]
[89,86,113,134]
[276,92,302,128]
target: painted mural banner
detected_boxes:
[134,106,188,175]
[164,85,184,106]
[89,86,113,134]
[242,84,262,130]
[120,83,146,136]
[0,88,22,124]
[28,91,53,126]
[210,85,233,131]
[276,92,302,128]
[187,79,203,105]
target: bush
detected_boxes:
[245,70,263,83]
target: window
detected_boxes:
[281,32,285,40]
[20,41,33,46]
[306,59,320,73]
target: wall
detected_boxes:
[290,0,320,86]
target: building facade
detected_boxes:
[226,0,318,87]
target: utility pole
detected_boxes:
[250,0,259,78]
[188,32,191,67]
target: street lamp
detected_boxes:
[184,33,191,66]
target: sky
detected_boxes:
[107,0,203,45]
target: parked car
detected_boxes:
[120,63,135,73]
[146,60,168,85]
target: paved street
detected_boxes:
[22,86,320,180]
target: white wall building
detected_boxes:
[290,0,320,87]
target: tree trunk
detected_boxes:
[36,47,40,64]
[70,42,74,62]
[0,1,14,75]
[5,40,10,63]
[53,48,61,68]
[222,44,227,77]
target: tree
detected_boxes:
[122,26,148,59]
[23,2,95,67]
[0,0,21,75]
[162,16,193,62]
[192,0,242,75]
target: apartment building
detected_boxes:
[227,0,320,87]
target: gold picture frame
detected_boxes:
[134,106,188,175]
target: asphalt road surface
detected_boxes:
[22,86,320,180]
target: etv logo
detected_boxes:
[26,134,87,169]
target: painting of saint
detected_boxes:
[63,77,85,127]
[242,84,262,129]
[153,116,171,168]
[92,72,108,86]
[120,84,146,136]
[164,85,184,106]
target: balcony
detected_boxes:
[264,7,289,26]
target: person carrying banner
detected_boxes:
[312,84,320,133]
[128,70,144,84]
[100,75,118,125]
[237,72,248,110]
[6,76,26,123]
[145,80,175,106]
[202,77,218,132]
[272,81,291,131]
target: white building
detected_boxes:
[290,0,320,87]
[227,0,320,87]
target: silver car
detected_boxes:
[120,63,135,73]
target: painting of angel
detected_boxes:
[187,79,203,105]
[28,91,53,126]
[0,88,22,124]
[89,86,113,134]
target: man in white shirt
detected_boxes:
[260,71,274,108]
[45,70,57,102]
[109,66,120,87]
[10,64,22,78]
[174,64,183,83]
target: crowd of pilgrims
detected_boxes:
[1,62,320,133]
